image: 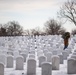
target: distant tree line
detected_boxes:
[0,19,76,36]
[0,19,66,36]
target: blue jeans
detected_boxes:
[64,45,68,50]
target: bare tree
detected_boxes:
[58,28,66,35]
[30,27,41,36]
[0,27,7,36]
[24,29,30,35]
[44,19,66,35]
[58,0,76,25]
[0,24,7,36]
[5,21,23,36]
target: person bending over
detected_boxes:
[62,32,70,50]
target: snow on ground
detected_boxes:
[0,35,76,75]
[4,54,73,75]
[4,59,75,75]
[4,47,76,75]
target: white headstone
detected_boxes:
[67,58,76,74]
[46,52,52,62]
[62,51,68,60]
[58,54,63,64]
[28,54,35,59]
[71,55,76,59]
[37,51,44,57]
[43,50,48,56]
[66,49,72,55]
[29,51,35,55]
[7,51,13,55]
[0,63,4,75]
[13,51,19,59]
[38,56,47,67]
[27,58,36,75]
[20,53,27,62]
[52,50,58,55]
[16,56,24,70]
[6,55,14,68]
[73,52,76,55]
[52,55,60,70]
[41,62,52,75]
[0,54,6,66]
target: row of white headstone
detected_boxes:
[0,51,72,75]
[67,49,76,74]
[0,50,65,75]
[0,35,75,75]
[0,35,70,52]
[0,48,73,75]
[0,58,52,75]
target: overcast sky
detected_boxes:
[0,0,76,32]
